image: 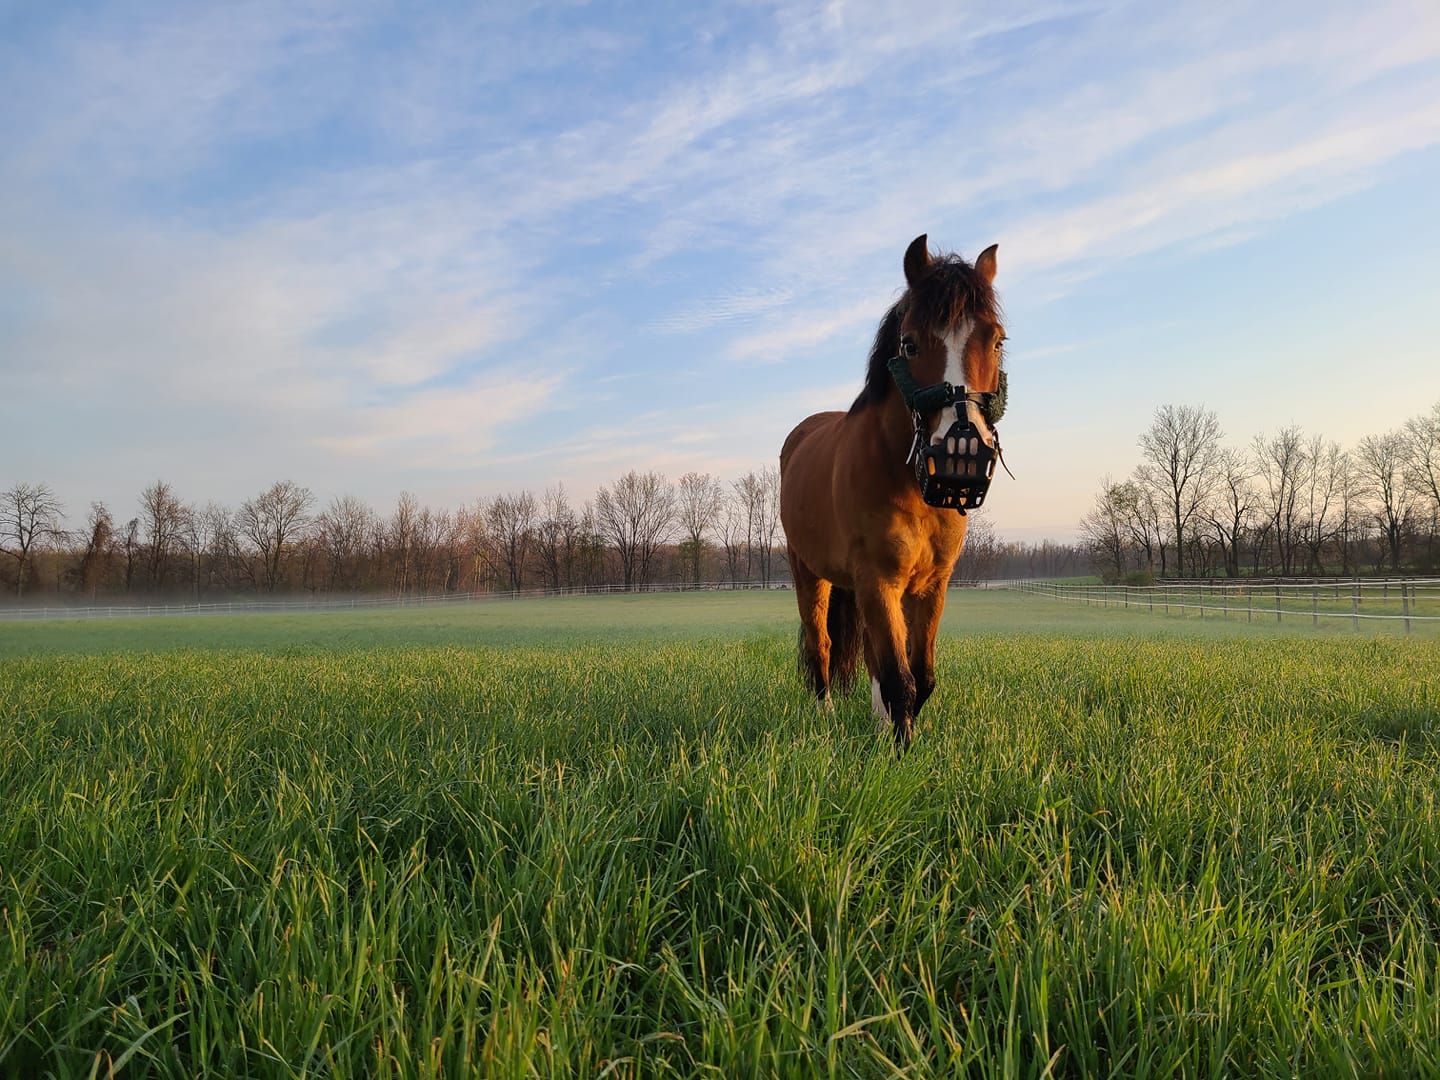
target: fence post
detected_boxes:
[1274,586,1281,624]
[1351,583,1360,632]
[1312,586,1318,628]
[1402,582,1412,635]
[1247,588,1253,623]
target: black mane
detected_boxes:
[849,250,1000,414]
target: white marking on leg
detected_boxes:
[871,677,889,733]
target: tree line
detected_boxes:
[0,469,791,602]
[1081,400,1440,580]
[1,465,1086,603]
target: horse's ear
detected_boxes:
[975,243,999,285]
[903,234,931,286]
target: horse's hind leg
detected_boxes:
[790,553,832,705]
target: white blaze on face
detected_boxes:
[931,318,996,449]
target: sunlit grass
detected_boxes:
[3,596,1439,1075]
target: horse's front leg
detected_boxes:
[904,579,947,718]
[857,578,915,750]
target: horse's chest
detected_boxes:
[917,519,965,568]
[876,513,964,579]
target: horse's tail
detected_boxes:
[827,586,863,694]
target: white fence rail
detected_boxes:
[1005,578,1440,633]
[0,580,796,623]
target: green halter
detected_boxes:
[886,340,1007,426]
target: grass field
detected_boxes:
[4,591,1440,1076]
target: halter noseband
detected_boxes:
[888,333,1007,513]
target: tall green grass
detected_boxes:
[3,598,1440,1075]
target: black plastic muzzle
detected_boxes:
[912,414,996,511]
[888,336,1005,513]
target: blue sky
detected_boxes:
[2,0,1439,540]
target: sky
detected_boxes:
[2,0,1439,542]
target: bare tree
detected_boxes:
[178,505,203,601]
[1355,431,1416,572]
[120,518,141,593]
[1138,405,1222,576]
[1080,477,1132,581]
[138,480,189,591]
[676,472,723,584]
[1204,449,1258,579]
[1122,470,1166,574]
[955,510,1002,579]
[1404,400,1440,514]
[191,502,241,595]
[594,471,676,589]
[732,472,767,581]
[72,502,115,600]
[388,492,420,595]
[1252,426,1306,576]
[1333,456,1367,575]
[534,486,580,591]
[488,491,537,591]
[236,481,314,593]
[717,492,746,584]
[409,505,446,594]
[461,500,497,591]
[0,482,64,598]
[437,508,468,592]
[1297,437,1343,575]
[758,466,783,584]
[1404,400,1440,566]
[315,495,375,592]
[575,501,609,587]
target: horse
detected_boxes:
[779,234,1007,750]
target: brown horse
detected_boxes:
[779,235,1006,749]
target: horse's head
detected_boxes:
[848,235,1008,511]
[898,234,1005,449]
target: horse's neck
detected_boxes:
[873,389,917,464]
[849,390,922,491]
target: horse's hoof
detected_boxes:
[892,719,914,753]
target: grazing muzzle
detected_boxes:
[887,335,1006,513]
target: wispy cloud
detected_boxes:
[2,0,1438,533]
[650,286,796,333]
